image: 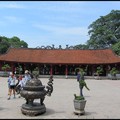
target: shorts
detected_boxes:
[10,85,15,89]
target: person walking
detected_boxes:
[7,73,16,100]
[77,71,81,82]
[15,75,23,95]
[7,72,13,96]
[77,69,90,96]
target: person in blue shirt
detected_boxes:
[77,71,81,82]
[78,70,90,96]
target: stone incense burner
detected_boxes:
[20,71,53,116]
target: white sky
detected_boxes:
[0,1,120,48]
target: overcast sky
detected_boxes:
[0,1,120,48]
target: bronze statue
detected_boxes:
[20,68,54,116]
[46,75,54,96]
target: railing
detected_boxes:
[107,74,120,80]
[0,71,10,77]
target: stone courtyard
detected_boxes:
[0,76,120,119]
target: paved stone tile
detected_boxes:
[0,77,120,119]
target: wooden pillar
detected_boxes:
[24,63,26,71]
[38,64,40,75]
[91,65,94,76]
[50,65,53,75]
[65,65,68,78]
[0,62,2,71]
[10,62,15,73]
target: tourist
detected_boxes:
[17,70,31,89]
[77,71,81,82]
[7,72,13,96]
[15,75,23,95]
[79,71,84,96]
[77,69,90,96]
[24,70,31,82]
[7,73,16,100]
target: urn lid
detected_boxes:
[23,77,45,91]
[26,77,42,86]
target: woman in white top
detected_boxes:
[8,73,16,100]
[18,70,31,89]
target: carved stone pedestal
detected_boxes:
[21,103,46,116]
[73,99,86,115]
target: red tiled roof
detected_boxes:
[0,48,120,64]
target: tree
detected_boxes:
[112,41,120,55]
[110,67,119,76]
[96,65,103,76]
[9,36,28,48]
[0,36,28,54]
[74,44,89,49]
[0,36,10,54]
[87,10,120,49]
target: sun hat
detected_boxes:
[25,70,29,73]
[9,72,13,75]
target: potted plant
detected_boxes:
[110,67,119,80]
[95,65,104,80]
[32,67,39,79]
[16,65,23,75]
[73,69,90,115]
[73,94,86,115]
[1,64,11,77]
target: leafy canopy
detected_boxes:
[0,36,28,54]
[74,10,120,55]
[87,10,120,49]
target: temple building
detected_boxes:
[0,47,120,77]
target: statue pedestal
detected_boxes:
[73,99,86,115]
[21,102,46,116]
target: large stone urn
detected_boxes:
[20,73,53,116]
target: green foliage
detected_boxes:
[74,44,89,49]
[110,67,119,76]
[74,94,85,100]
[112,41,120,55]
[32,67,39,78]
[0,36,10,54]
[2,64,11,71]
[79,80,90,91]
[87,10,120,49]
[16,65,23,74]
[75,68,85,74]
[79,80,86,87]
[96,66,103,75]
[73,10,120,55]
[9,36,28,48]
[0,36,28,54]
[1,64,11,77]
[74,68,90,100]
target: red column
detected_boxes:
[50,65,53,75]
[65,65,68,78]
